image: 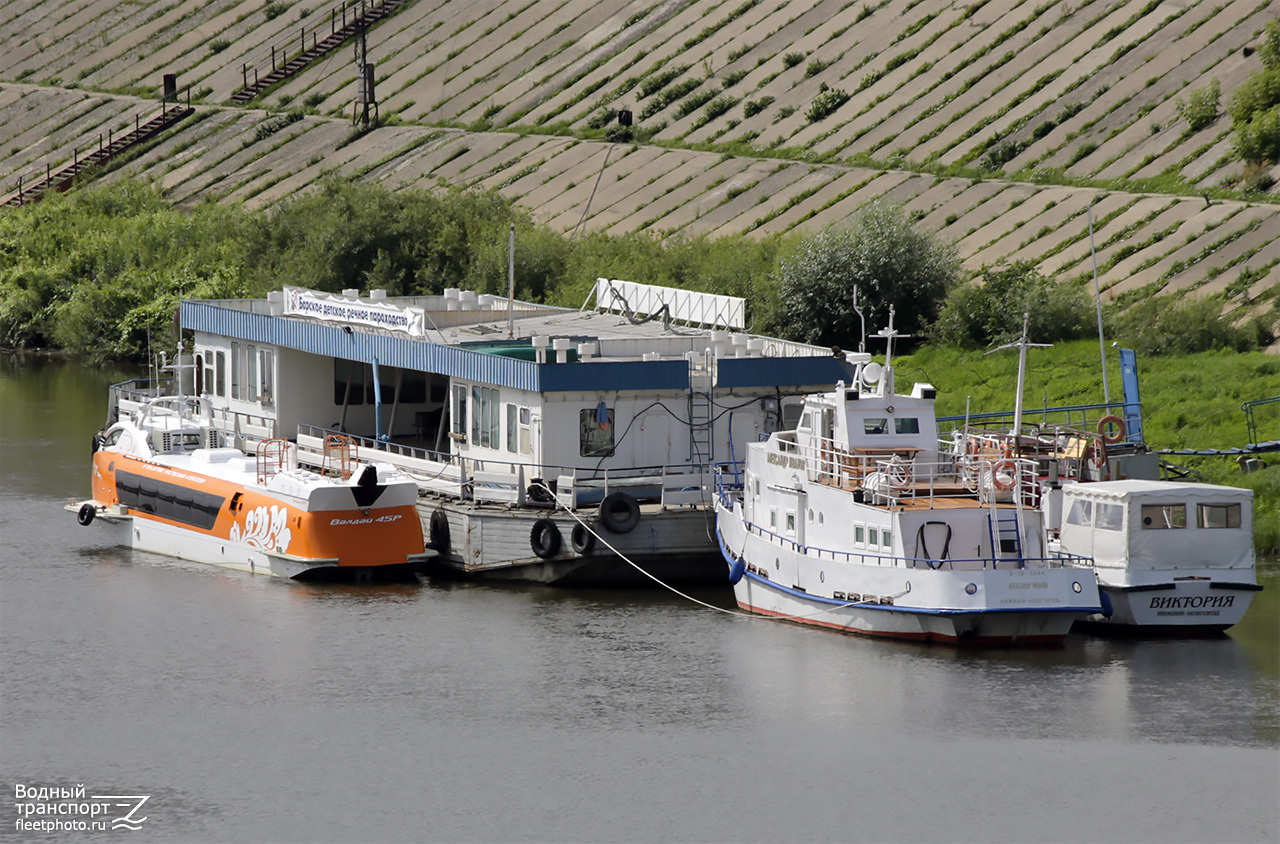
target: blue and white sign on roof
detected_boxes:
[284,286,427,338]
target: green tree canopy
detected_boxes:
[929,260,1095,349]
[771,202,958,349]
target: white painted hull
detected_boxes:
[718,501,1098,645]
[1085,578,1258,631]
[418,499,722,585]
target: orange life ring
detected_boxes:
[992,459,1017,490]
[1097,415,1126,444]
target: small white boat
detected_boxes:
[714,317,1102,645]
[69,394,432,580]
[1052,480,1259,632]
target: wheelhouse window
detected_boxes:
[259,349,274,404]
[214,351,226,398]
[1096,502,1124,531]
[580,406,615,457]
[1066,499,1093,526]
[1141,504,1186,529]
[863,418,888,434]
[1197,503,1241,529]
[894,417,920,434]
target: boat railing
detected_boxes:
[108,378,170,424]
[937,401,1141,445]
[741,518,1089,570]
[785,434,1039,509]
[294,423,713,509]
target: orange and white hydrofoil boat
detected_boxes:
[69,395,431,581]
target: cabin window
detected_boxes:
[259,349,274,404]
[579,407,615,457]
[868,527,879,546]
[855,525,865,545]
[398,372,426,404]
[102,429,123,448]
[231,342,241,400]
[246,344,258,400]
[1197,503,1241,529]
[334,360,365,406]
[785,512,795,535]
[753,478,760,498]
[519,407,532,455]
[863,418,889,434]
[800,412,813,431]
[769,508,777,530]
[881,528,892,548]
[505,404,532,455]
[451,385,468,436]
[1141,504,1185,529]
[215,351,226,397]
[1066,499,1093,526]
[1096,503,1124,531]
[781,401,804,430]
[506,404,518,453]
[472,386,499,448]
[894,418,920,434]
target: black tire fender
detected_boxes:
[77,503,96,526]
[598,492,641,534]
[530,518,562,559]
[428,509,451,554]
[570,522,596,555]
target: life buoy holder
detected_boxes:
[598,492,641,534]
[530,518,562,558]
[428,509,451,554]
[77,503,96,526]
[1097,415,1126,444]
[992,459,1018,490]
[570,522,596,556]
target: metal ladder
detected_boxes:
[688,360,713,465]
[987,512,1025,569]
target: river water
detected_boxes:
[1,355,1277,843]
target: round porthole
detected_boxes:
[819,571,825,583]
[1072,581,1083,593]
[775,557,781,570]
[819,512,824,525]
[965,583,978,595]
[808,508,814,522]
[904,581,911,593]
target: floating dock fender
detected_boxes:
[530,518,562,558]
[570,522,596,555]
[728,556,746,585]
[598,491,641,534]
[428,509,451,554]
[1099,591,1114,618]
[77,502,96,526]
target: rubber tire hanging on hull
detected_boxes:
[428,509,451,554]
[530,518,562,558]
[598,492,641,534]
[570,523,596,555]
[77,503,96,526]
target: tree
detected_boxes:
[771,202,957,348]
[929,260,1094,348]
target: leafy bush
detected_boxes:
[263,1,288,21]
[639,66,690,99]
[1114,295,1265,355]
[804,59,832,79]
[1176,78,1220,132]
[769,202,958,347]
[930,261,1094,348]
[782,52,804,69]
[805,84,849,122]
[208,38,230,54]
[743,96,774,118]
[720,70,748,88]
[675,89,717,119]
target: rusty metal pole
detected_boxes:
[272,45,276,71]
[300,28,304,55]
[17,175,22,203]
[243,64,248,88]
[135,114,139,133]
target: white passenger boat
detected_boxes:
[714,318,1102,644]
[132,278,848,584]
[1052,480,1259,632]
[69,392,431,581]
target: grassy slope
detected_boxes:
[897,340,1280,552]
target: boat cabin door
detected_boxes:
[818,407,836,480]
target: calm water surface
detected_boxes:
[2,356,1277,843]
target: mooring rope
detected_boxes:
[531,481,874,623]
